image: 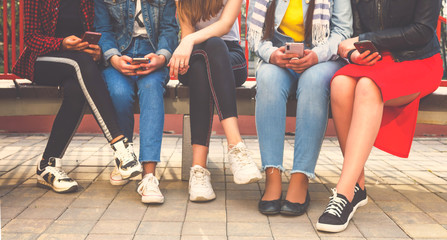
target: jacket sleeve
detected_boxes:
[311,0,353,62]
[94,0,122,65]
[24,0,64,56]
[156,0,179,63]
[359,0,441,50]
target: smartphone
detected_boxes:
[131,57,150,65]
[81,31,102,45]
[354,40,378,55]
[284,42,304,58]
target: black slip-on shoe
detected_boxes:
[280,190,310,216]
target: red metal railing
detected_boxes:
[0,0,446,82]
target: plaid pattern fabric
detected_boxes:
[12,0,94,80]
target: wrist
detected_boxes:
[346,49,356,64]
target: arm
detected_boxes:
[168,0,242,78]
[155,0,179,63]
[94,0,121,64]
[311,0,353,63]
[24,0,64,55]
[359,0,441,50]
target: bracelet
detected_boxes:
[346,49,356,64]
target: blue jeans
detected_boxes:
[255,59,346,178]
[102,37,168,163]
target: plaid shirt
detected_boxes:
[12,0,94,80]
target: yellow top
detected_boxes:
[278,0,305,42]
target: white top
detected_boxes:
[178,0,240,41]
[133,0,148,37]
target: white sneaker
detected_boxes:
[227,142,262,184]
[111,139,142,179]
[189,165,216,202]
[109,166,129,186]
[137,173,164,203]
[36,157,78,193]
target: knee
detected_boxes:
[139,74,165,94]
[330,76,354,105]
[63,84,86,104]
[70,52,97,73]
[106,82,135,107]
[355,77,383,103]
[203,37,227,54]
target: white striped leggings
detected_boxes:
[34,51,123,160]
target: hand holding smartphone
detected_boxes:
[81,31,102,45]
[353,40,378,56]
[131,57,150,71]
[285,42,304,58]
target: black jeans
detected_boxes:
[34,51,122,160]
[179,37,247,146]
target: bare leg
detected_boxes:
[336,77,384,201]
[285,173,308,203]
[331,76,366,189]
[142,162,156,175]
[262,167,282,200]
[221,117,243,147]
[192,144,209,168]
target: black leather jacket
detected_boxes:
[352,0,441,62]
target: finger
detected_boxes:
[364,52,380,63]
[283,53,298,59]
[173,59,180,79]
[169,58,176,77]
[121,55,133,63]
[278,46,286,53]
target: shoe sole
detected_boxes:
[109,178,129,186]
[37,179,78,193]
[259,210,280,215]
[280,209,306,216]
[142,196,165,204]
[189,195,216,202]
[120,168,142,180]
[234,175,262,185]
[316,207,356,233]
[353,197,368,212]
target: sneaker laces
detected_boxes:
[323,188,347,217]
[46,166,72,182]
[228,143,254,169]
[190,167,210,187]
[137,174,160,194]
[114,141,137,168]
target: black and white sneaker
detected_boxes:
[316,188,354,233]
[352,183,368,212]
[36,157,78,193]
[111,138,142,179]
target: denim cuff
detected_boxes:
[290,169,316,179]
[156,49,172,64]
[103,48,122,67]
[140,159,161,163]
[262,165,285,173]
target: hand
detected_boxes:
[110,55,140,76]
[135,53,166,75]
[350,50,381,66]
[62,35,89,51]
[269,46,299,68]
[168,37,194,78]
[82,44,102,61]
[285,49,318,73]
[338,36,359,58]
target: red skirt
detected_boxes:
[333,53,444,158]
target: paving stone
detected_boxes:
[90,220,139,235]
[70,197,113,208]
[228,237,274,240]
[227,222,272,237]
[184,208,226,222]
[400,224,447,238]
[135,221,182,235]
[182,236,226,240]
[413,201,447,213]
[37,234,87,240]
[59,207,106,221]
[0,206,26,219]
[2,219,53,233]
[181,221,226,236]
[1,233,39,240]
[270,222,319,238]
[135,236,180,240]
[85,234,134,240]
[355,222,408,238]
[388,211,437,225]
[45,220,96,234]
[375,201,421,212]
[16,206,66,219]
[427,212,447,224]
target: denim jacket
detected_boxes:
[248,0,353,63]
[94,0,179,65]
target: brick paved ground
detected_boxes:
[1,133,447,240]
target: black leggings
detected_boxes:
[179,37,247,147]
[34,51,122,160]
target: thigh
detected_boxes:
[298,59,345,91]
[256,62,297,99]
[102,66,136,98]
[226,41,247,86]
